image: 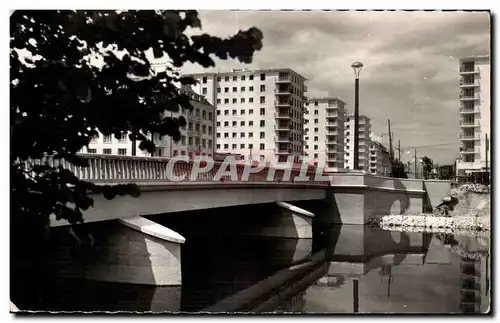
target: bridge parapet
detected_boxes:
[26,154,330,186]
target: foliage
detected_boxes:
[390,159,407,179]
[10,10,263,234]
[421,156,433,179]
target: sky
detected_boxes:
[181,10,491,165]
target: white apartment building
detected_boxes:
[368,140,391,177]
[456,55,491,179]
[344,114,372,171]
[304,97,346,170]
[186,68,307,165]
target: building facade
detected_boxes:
[368,140,391,177]
[344,114,372,171]
[456,55,490,180]
[304,97,346,170]
[186,68,307,165]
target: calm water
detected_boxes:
[11,205,491,314]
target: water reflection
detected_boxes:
[303,225,490,314]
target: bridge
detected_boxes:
[13,154,451,312]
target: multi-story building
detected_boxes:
[186,68,308,165]
[84,132,149,157]
[304,97,346,170]
[368,140,391,177]
[456,55,490,181]
[151,86,216,158]
[344,114,371,171]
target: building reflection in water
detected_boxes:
[304,224,490,314]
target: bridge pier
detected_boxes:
[45,217,185,312]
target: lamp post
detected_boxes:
[352,62,364,170]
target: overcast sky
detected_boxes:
[181,11,490,164]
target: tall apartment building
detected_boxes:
[186,68,307,165]
[368,140,391,176]
[344,114,372,171]
[456,55,491,180]
[304,97,346,170]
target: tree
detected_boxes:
[421,156,433,179]
[10,10,263,248]
[391,159,407,179]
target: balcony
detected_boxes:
[274,88,292,95]
[326,129,338,136]
[326,112,338,118]
[275,74,292,83]
[459,120,480,127]
[460,148,476,154]
[275,101,292,107]
[459,133,480,140]
[275,124,292,131]
[275,136,292,143]
[459,66,480,74]
[275,112,292,119]
[459,107,480,114]
[460,79,480,88]
[459,93,480,101]
[303,85,308,92]
[276,149,292,155]
[326,121,338,127]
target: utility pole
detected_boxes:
[398,140,401,162]
[387,119,393,161]
[414,148,418,179]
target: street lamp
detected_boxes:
[351,62,364,170]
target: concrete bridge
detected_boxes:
[13,154,451,312]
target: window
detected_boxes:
[224,144,229,149]
[202,125,206,134]
[249,109,254,114]
[208,140,212,148]
[249,121,254,126]
[240,121,245,126]
[173,150,178,156]
[225,76,229,81]
[240,109,245,115]
[116,148,127,156]
[88,148,97,154]
[314,136,318,141]
[260,143,265,150]
[314,145,318,150]
[241,98,245,103]
[224,98,229,104]
[232,109,237,115]
[249,132,254,138]
[202,139,206,148]
[195,138,200,146]
[249,143,253,149]
[232,121,237,127]
[260,73,266,80]
[232,133,237,138]
[240,132,245,138]
[224,87,229,93]
[314,119,318,124]
[208,112,213,121]
[202,88,207,95]
[224,121,229,127]
[260,85,265,92]
[233,87,237,92]
[233,98,237,104]
[217,99,221,104]
[260,108,265,115]
[314,110,318,115]
[314,101,318,106]
[224,133,229,138]
[233,76,237,81]
[260,120,265,127]
[241,75,246,81]
[314,127,318,132]
[202,77,207,84]
[189,137,193,145]
[249,98,254,103]
[232,144,237,149]
[241,86,246,92]
[260,96,265,104]
[217,77,221,82]
[217,144,221,149]
[217,110,221,116]
[346,131,350,136]
[195,123,200,132]
[260,132,265,139]
[314,153,318,159]
[181,136,186,145]
[224,110,229,115]
[103,148,112,155]
[249,86,254,92]
[305,136,309,140]
[208,126,213,135]
[249,75,254,80]
[195,109,200,117]
[241,144,245,149]
[103,135,112,143]
[346,125,350,129]
[202,110,207,119]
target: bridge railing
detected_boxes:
[25,154,330,186]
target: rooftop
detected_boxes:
[307,96,347,105]
[184,67,308,81]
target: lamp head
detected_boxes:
[351,62,364,79]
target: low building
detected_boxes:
[368,140,391,177]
